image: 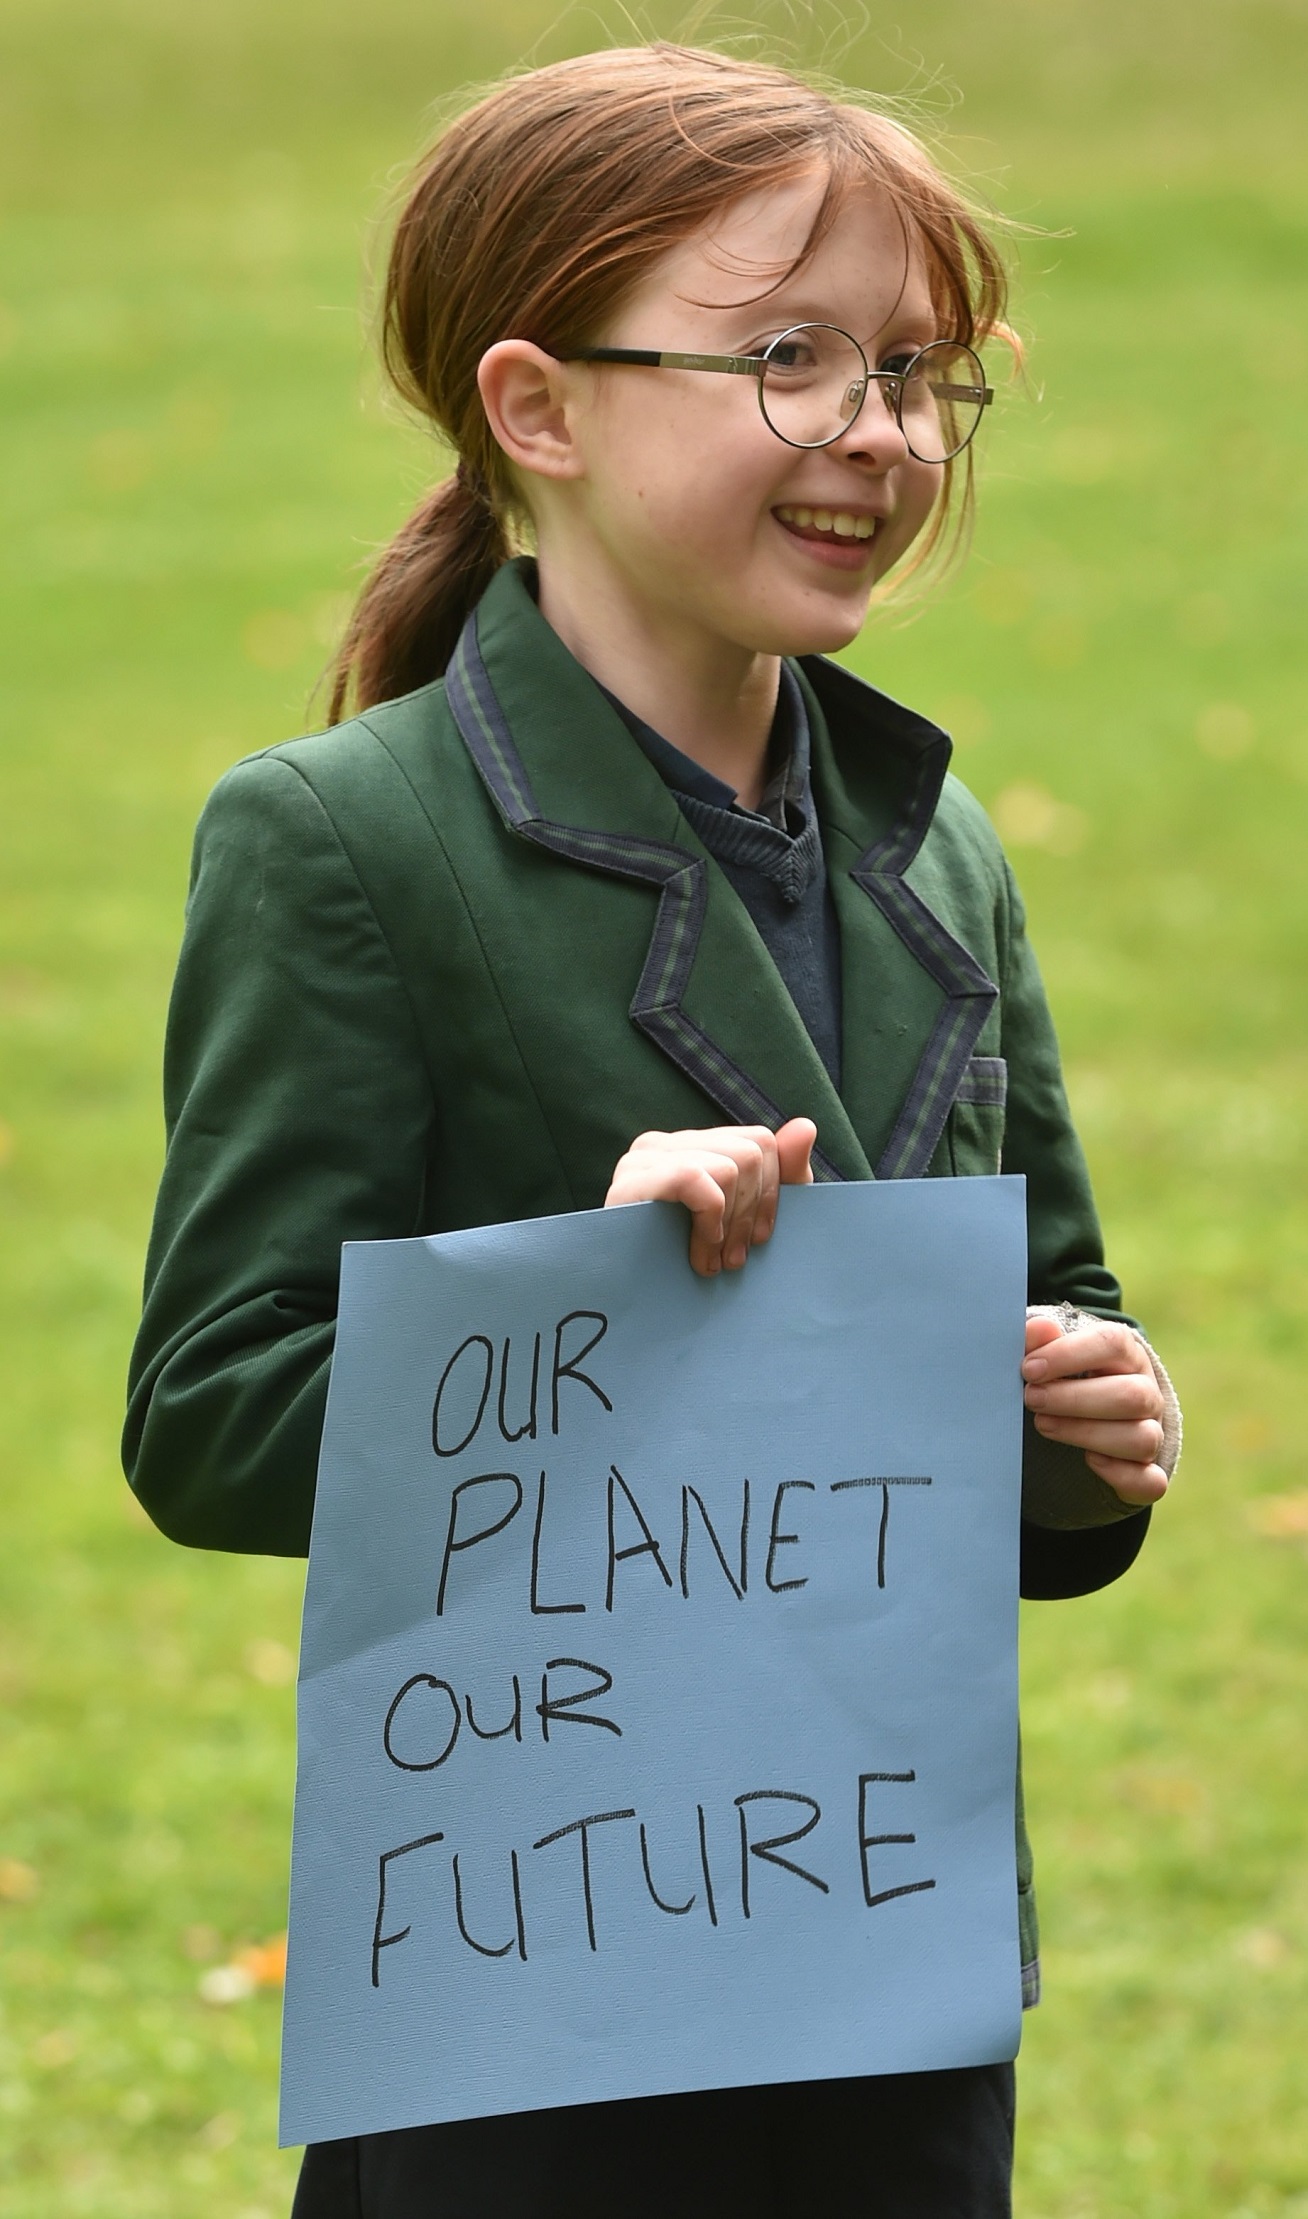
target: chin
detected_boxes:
[771,597,871,660]
[726,579,868,661]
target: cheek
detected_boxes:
[901,461,941,539]
[593,388,782,551]
[873,461,943,574]
[903,459,944,539]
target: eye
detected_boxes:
[878,351,920,379]
[762,332,821,374]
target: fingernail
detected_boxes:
[1022,1357,1048,1380]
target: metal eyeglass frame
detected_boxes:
[561,324,993,461]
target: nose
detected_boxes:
[828,377,909,470]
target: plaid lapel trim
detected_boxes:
[446,612,846,1183]
[955,1056,1008,1108]
[847,741,999,1181]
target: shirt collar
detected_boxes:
[598,665,812,836]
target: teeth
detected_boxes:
[776,504,876,541]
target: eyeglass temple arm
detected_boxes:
[565,347,993,405]
[565,347,763,376]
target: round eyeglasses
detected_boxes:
[563,323,993,462]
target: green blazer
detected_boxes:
[125,558,1149,1978]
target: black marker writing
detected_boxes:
[384,1660,618,1769]
[551,1311,612,1433]
[431,1335,495,1459]
[857,1771,937,1908]
[639,1822,696,1916]
[830,1476,933,1589]
[383,1674,461,1772]
[765,1481,816,1593]
[734,1791,828,1916]
[536,1657,622,1743]
[453,1849,528,1961]
[606,1464,674,1610]
[531,1470,585,1615]
[371,1830,444,1988]
[436,1471,522,1616]
[432,1312,612,1463]
[464,1677,523,1745]
[679,1483,747,1601]
[498,1334,542,1445]
[532,1807,635,1952]
[697,1803,719,1927]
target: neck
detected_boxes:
[534,548,780,813]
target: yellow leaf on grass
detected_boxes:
[235,1932,288,1986]
[1247,1492,1308,1538]
[199,1932,287,2004]
[0,1858,39,1902]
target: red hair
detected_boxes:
[328,44,1011,720]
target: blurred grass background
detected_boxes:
[1,0,1305,2211]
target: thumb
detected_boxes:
[775,1117,817,1186]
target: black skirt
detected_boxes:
[291,2063,1015,2218]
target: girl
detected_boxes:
[125,43,1180,2219]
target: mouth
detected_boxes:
[772,504,882,561]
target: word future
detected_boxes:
[372,1769,935,1985]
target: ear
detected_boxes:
[477,341,586,486]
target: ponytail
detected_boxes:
[326,466,508,723]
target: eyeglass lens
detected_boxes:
[759,327,986,461]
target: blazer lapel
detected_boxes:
[799,656,999,1180]
[446,562,872,1182]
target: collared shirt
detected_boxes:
[602,666,843,1087]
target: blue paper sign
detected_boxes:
[281,1176,1027,2146]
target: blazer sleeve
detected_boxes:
[123,752,435,1556]
[997,862,1153,1599]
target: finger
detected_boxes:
[775,1117,817,1187]
[751,1118,815,1247]
[1083,1452,1170,1506]
[606,1152,733,1225]
[747,1117,816,1250]
[719,1137,767,1271]
[1025,1372,1163,1422]
[677,1127,782,1266]
[1024,1315,1064,1356]
[1031,1412,1166,1464]
[629,1124,772,1163]
[606,1127,794,1273]
[683,1154,743,1277]
[1022,1321,1149,1383]
[749,1132,783,1249]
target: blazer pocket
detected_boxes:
[949,1055,1007,1175]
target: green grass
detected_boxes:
[1,2,1306,2211]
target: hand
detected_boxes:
[1022,1315,1169,1506]
[604,1119,817,1276]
